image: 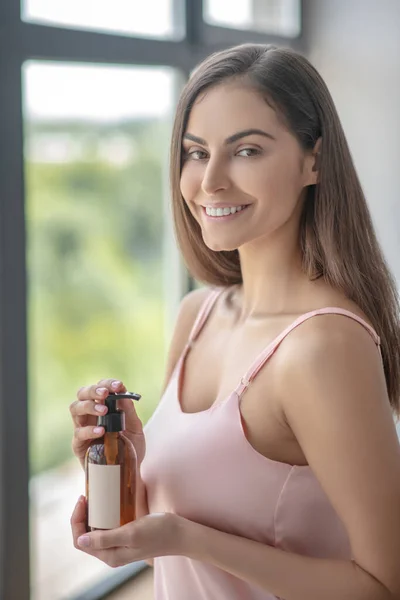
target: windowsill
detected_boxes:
[106,568,154,600]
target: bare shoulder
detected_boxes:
[271,310,387,449]
[287,308,379,359]
[161,287,212,393]
[276,310,386,411]
[175,287,213,334]
[274,313,400,596]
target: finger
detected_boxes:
[70,399,108,420]
[74,425,105,442]
[96,379,127,393]
[78,522,133,551]
[118,398,143,434]
[71,495,86,526]
[71,496,88,548]
[76,384,109,403]
[71,497,105,561]
[76,379,125,404]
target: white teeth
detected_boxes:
[205,205,244,217]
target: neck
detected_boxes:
[236,230,312,321]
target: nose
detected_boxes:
[201,156,231,196]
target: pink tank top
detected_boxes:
[141,288,381,600]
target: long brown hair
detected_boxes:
[169,43,400,418]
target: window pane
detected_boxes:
[203,0,301,37]
[23,61,176,600]
[22,0,184,40]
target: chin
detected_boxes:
[202,236,240,253]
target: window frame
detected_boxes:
[0,1,304,598]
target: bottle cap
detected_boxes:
[97,391,141,433]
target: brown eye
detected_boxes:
[237,148,261,157]
[187,149,208,160]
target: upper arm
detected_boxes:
[280,316,400,597]
[160,287,211,395]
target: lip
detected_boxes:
[201,204,251,222]
[201,202,247,209]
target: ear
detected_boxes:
[304,137,322,186]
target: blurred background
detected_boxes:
[0,1,399,599]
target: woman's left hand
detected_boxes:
[71,495,188,567]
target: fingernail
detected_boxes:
[96,387,107,395]
[77,535,90,547]
[111,381,121,389]
[73,496,84,513]
[95,404,107,413]
[93,427,103,434]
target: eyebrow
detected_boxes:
[182,128,276,146]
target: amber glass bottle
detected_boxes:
[85,392,141,531]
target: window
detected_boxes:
[22,0,185,39]
[23,61,176,600]
[1,2,303,597]
[203,0,301,37]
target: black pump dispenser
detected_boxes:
[97,392,141,433]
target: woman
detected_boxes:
[69,44,400,599]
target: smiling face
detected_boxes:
[180,81,318,252]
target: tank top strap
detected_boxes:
[235,307,381,398]
[186,287,225,347]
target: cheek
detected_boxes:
[180,164,200,204]
[236,162,281,204]
[256,155,303,200]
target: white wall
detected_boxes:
[303,0,400,285]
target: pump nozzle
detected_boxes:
[105,392,141,414]
[98,392,142,432]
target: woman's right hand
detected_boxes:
[70,378,146,470]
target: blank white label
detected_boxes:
[88,463,120,529]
